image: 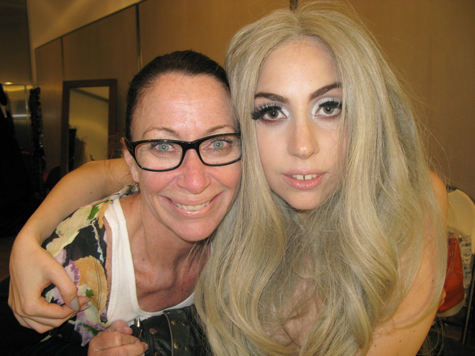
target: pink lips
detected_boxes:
[282,173,325,190]
[165,193,219,217]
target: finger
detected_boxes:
[8,248,79,316]
[105,320,133,335]
[89,331,143,351]
[17,295,75,320]
[8,288,67,331]
[11,296,90,331]
[12,306,75,332]
[44,265,80,311]
[90,342,148,356]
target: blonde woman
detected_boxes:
[194,2,449,355]
[8,2,458,355]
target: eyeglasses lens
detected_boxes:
[134,134,241,171]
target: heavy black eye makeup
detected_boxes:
[315,98,342,117]
[251,104,285,121]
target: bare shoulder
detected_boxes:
[365,171,447,356]
[429,171,448,218]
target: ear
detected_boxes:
[122,137,140,183]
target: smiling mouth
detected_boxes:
[172,200,210,211]
[291,174,320,181]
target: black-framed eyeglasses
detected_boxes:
[125,133,242,172]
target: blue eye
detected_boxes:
[211,140,225,149]
[251,104,286,121]
[151,143,169,152]
[150,142,179,154]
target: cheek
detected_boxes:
[256,129,280,175]
[331,130,345,167]
[319,125,342,160]
[137,171,174,193]
[217,163,242,193]
[130,164,140,183]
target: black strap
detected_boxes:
[131,305,210,356]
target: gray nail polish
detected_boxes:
[70,297,80,311]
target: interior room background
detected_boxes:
[2,0,474,199]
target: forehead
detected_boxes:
[132,73,234,139]
[257,38,337,90]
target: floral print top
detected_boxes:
[41,185,137,346]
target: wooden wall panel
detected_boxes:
[1,0,31,83]
[139,0,289,66]
[35,39,63,172]
[62,6,139,137]
[32,0,475,198]
[347,0,475,197]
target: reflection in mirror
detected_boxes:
[69,87,109,164]
[61,79,117,176]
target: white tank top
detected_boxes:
[104,198,194,325]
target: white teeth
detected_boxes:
[173,201,210,211]
[292,174,319,181]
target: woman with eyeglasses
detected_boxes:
[2,50,241,355]
[12,2,475,355]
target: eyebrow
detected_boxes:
[142,124,236,139]
[254,82,342,103]
[309,83,341,101]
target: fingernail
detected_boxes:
[71,297,80,311]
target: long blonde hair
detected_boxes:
[195,2,447,355]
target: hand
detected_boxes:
[8,229,89,332]
[88,320,148,356]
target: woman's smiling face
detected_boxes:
[125,72,241,243]
[253,38,343,210]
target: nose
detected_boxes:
[288,117,319,159]
[176,149,211,194]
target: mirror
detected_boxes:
[61,79,117,176]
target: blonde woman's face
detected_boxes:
[253,39,343,210]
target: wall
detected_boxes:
[32,0,289,173]
[26,0,140,79]
[30,0,475,198]
[27,0,139,49]
[348,0,475,197]
[139,0,289,65]
[0,0,31,84]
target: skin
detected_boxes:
[9,41,448,356]
[10,73,241,356]
[253,38,342,210]
[92,73,240,355]
[125,73,240,245]
[120,73,241,313]
[87,320,148,356]
[9,159,128,331]
[252,38,448,355]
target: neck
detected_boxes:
[121,194,203,269]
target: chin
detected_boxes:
[176,225,216,243]
[285,197,324,211]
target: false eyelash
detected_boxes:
[318,99,342,110]
[251,104,282,120]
